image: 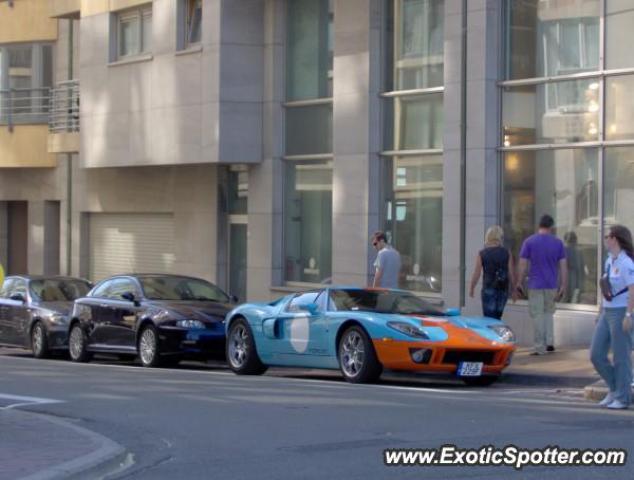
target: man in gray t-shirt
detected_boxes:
[371,231,401,289]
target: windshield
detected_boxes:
[140,276,230,302]
[329,289,445,316]
[30,279,91,302]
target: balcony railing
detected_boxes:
[0,87,51,130]
[49,80,80,133]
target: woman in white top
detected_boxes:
[590,225,634,409]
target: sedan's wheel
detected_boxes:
[69,324,92,363]
[462,375,499,387]
[226,319,267,375]
[138,325,162,368]
[31,322,50,359]
[338,326,382,384]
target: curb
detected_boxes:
[18,411,133,480]
[584,380,634,402]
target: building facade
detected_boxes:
[2,0,633,346]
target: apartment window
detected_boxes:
[382,0,445,295]
[116,5,152,59]
[283,0,333,285]
[501,0,634,307]
[0,43,53,124]
[178,0,202,49]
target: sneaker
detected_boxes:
[607,399,629,410]
[546,345,555,352]
[599,392,616,407]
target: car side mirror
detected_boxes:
[298,302,319,315]
[121,292,140,306]
[445,307,461,317]
[10,293,25,303]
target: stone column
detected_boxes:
[331,0,383,286]
[246,0,285,301]
[459,0,503,316]
[27,201,46,275]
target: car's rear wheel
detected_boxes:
[462,375,499,387]
[338,326,382,384]
[69,324,92,363]
[226,319,267,375]
[31,322,50,359]
[138,325,162,368]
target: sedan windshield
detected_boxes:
[30,279,91,302]
[140,276,229,302]
[329,289,445,316]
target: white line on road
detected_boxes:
[0,393,64,410]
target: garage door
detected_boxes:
[89,213,176,281]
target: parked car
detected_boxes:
[0,276,92,358]
[225,287,516,385]
[68,274,235,367]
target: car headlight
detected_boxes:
[176,319,205,329]
[488,324,515,343]
[387,321,429,339]
[48,313,67,325]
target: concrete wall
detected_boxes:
[70,164,220,283]
[79,0,263,168]
[0,0,57,43]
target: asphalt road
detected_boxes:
[1,348,633,480]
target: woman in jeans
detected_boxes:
[469,226,515,319]
[591,225,634,410]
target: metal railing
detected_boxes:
[0,87,51,130]
[49,80,80,133]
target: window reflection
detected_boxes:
[384,156,443,293]
[503,149,598,305]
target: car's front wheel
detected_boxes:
[138,325,162,368]
[31,322,50,359]
[226,319,267,375]
[68,324,92,363]
[338,326,382,384]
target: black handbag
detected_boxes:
[600,264,628,302]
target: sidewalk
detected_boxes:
[502,346,598,388]
[0,409,129,480]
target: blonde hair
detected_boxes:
[485,225,504,246]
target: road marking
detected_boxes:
[0,393,64,410]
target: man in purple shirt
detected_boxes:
[516,215,568,355]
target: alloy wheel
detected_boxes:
[32,324,44,356]
[228,324,249,369]
[139,328,157,366]
[69,326,83,360]
[340,330,365,378]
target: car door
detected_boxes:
[4,278,30,346]
[82,279,117,347]
[102,277,141,350]
[265,291,331,366]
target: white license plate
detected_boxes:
[457,362,483,377]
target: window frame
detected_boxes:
[115,4,153,60]
[178,0,202,50]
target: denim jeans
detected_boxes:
[590,307,632,405]
[481,288,508,319]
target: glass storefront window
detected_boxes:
[384,93,443,150]
[606,0,634,70]
[604,147,634,228]
[286,0,333,101]
[384,156,443,293]
[386,0,445,91]
[503,149,598,305]
[285,103,333,156]
[284,160,333,283]
[605,75,634,141]
[502,79,600,146]
[505,0,600,80]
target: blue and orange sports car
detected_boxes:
[225,287,516,385]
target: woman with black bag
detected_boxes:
[590,225,634,409]
[469,226,516,319]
